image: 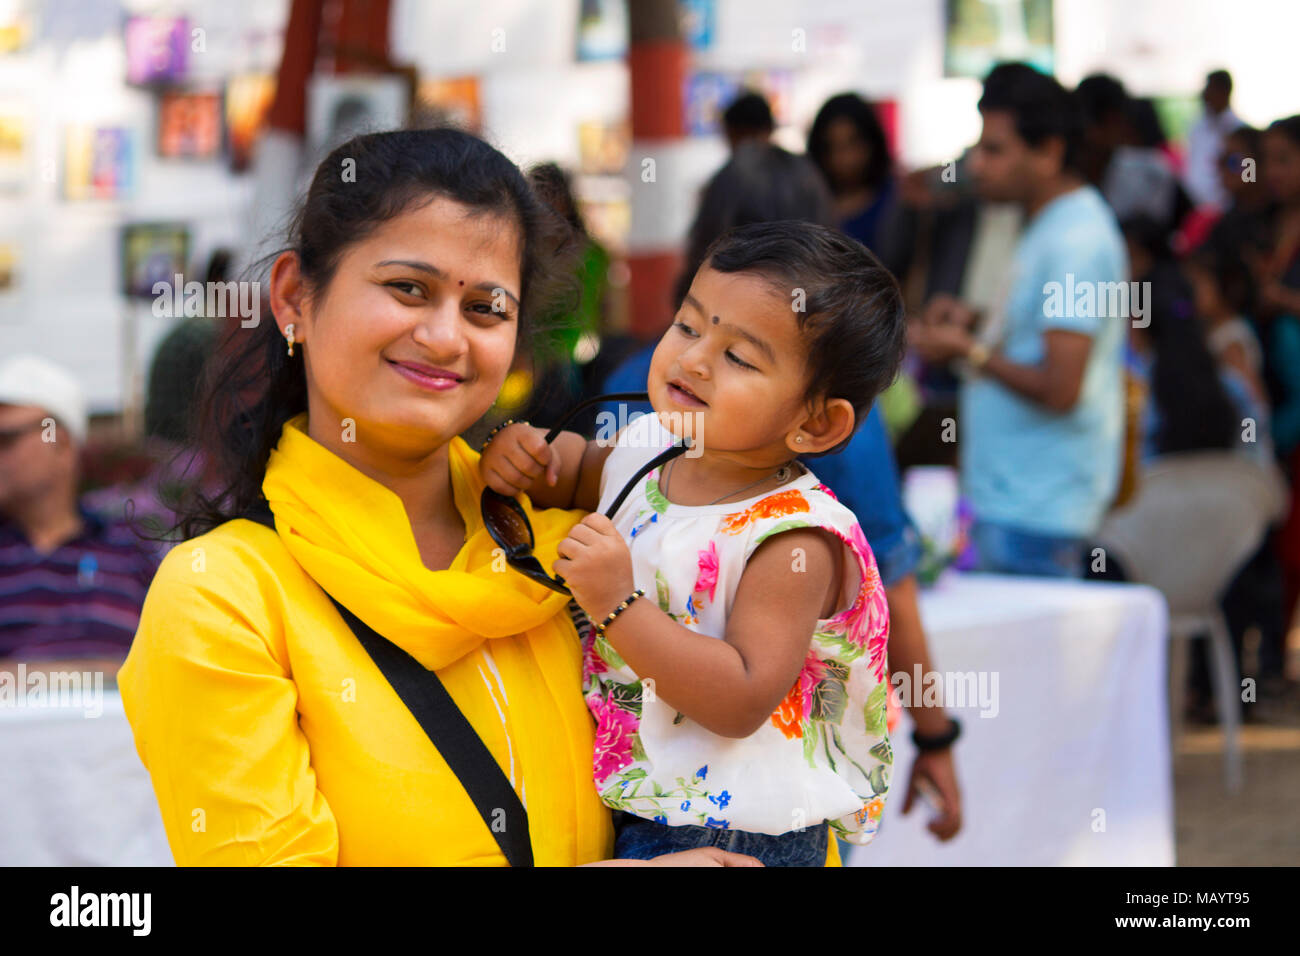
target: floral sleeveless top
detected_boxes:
[582,411,893,843]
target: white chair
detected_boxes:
[1094,451,1286,792]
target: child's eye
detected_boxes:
[674,320,698,337]
[726,350,756,370]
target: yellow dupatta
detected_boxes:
[261,412,611,865]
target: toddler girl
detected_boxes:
[480,220,906,865]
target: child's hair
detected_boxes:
[698,219,906,456]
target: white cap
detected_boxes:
[0,354,88,444]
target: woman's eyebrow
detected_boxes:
[376,259,519,307]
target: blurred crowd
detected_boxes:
[2,61,1298,727]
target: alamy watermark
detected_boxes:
[152,275,261,328]
[594,407,704,458]
[1043,273,1150,328]
[0,664,104,718]
[891,664,999,718]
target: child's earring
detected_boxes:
[284,323,295,357]
[795,435,803,444]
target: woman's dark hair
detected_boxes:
[1267,114,1300,149]
[806,93,892,195]
[675,142,835,307]
[1123,217,1238,454]
[167,127,575,540]
[699,220,905,456]
[980,63,1084,173]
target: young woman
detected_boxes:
[117,128,789,866]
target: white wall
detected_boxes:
[4,0,1298,414]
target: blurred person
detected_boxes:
[602,141,965,845]
[1102,97,1182,229]
[1193,124,1272,260]
[806,92,911,278]
[0,355,160,663]
[1121,218,1243,464]
[1184,70,1242,211]
[910,63,1127,578]
[1185,244,1269,425]
[1075,73,1130,190]
[721,89,774,152]
[513,162,611,434]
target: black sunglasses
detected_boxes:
[480,392,691,595]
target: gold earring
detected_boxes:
[285,323,295,357]
[795,435,803,444]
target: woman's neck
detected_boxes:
[304,409,465,561]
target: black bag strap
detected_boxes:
[241,498,533,867]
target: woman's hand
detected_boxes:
[480,423,561,497]
[583,848,763,866]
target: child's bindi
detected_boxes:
[711,315,719,325]
[458,280,464,286]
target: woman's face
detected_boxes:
[273,195,522,456]
[823,117,871,192]
[1263,130,1300,205]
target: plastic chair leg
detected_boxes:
[1168,626,1190,755]
[1206,612,1245,792]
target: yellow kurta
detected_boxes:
[118,412,613,865]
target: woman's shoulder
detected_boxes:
[139,515,305,651]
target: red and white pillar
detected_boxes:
[626,0,690,341]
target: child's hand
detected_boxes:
[554,514,636,619]
[480,423,561,497]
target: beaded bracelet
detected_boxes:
[594,588,646,635]
[481,418,528,452]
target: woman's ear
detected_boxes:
[268,251,310,342]
[788,397,855,455]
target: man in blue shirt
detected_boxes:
[910,64,1127,577]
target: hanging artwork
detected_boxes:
[121,223,190,300]
[944,0,1054,79]
[157,89,223,160]
[225,73,275,172]
[125,16,190,86]
[63,126,133,201]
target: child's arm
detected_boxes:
[479,423,615,512]
[555,514,842,738]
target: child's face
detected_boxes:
[648,265,816,460]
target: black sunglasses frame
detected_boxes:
[480,393,691,595]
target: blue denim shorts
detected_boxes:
[612,810,828,867]
[968,519,1085,578]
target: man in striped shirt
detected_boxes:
[0,355,160,663]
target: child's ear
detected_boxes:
[788,398,855,455]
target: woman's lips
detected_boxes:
[388,360,463,392]
[667,381,707,408]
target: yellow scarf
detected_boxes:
[263,412,579,669]
[261,411,611,865]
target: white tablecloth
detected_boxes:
[846,572,1173,866]
[0,687,172,866]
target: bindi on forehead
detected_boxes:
[712,315,719,324]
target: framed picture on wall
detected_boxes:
[226,73,275,172]
[125,15,189,86]
[157,89,223,160]
[307,74,409,158]
[944,0,1054,79]
[121,222,190,300]
[63,126,133,201]
[0,106,27,193]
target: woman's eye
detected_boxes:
[726,350,755,370]
[468,301,511,320]
[387,281,424,298]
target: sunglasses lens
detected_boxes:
[482,493,533,553]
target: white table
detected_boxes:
[846,572,1173,867]
[0,686,172,866]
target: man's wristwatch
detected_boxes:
[966,342,991,371]
[912,716,962,752]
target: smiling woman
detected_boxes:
[115,128,772,867]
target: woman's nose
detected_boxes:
[411,300,468,358]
